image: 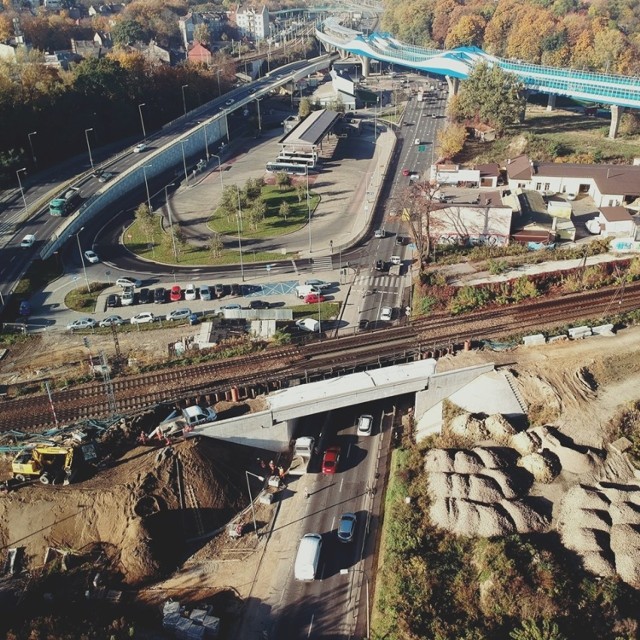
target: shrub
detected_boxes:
[488,259,510,275]
[449,285,491,315]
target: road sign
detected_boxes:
[418,145,428,152]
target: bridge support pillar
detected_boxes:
[546,94,556,111]
[609,104,621,139]
[445,76,459,96]
[359,55,370,78]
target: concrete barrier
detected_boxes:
[592,323,615,336]
[548,335,568,343]
[522,334,546,346]
[568,326,592,339]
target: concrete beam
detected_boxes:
[609,104,621,139]
[546,94,556,111]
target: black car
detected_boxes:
[375,259,387,271]
[358,319,370,331]
[230,283,241,296]
[249,300,270,310]
[395,235,404,246]
[106,294,120,308]
[138,288,151,304]
[153,287,166,304]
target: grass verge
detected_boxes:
[64,283,110,312]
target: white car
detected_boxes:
[116,277,142,288]
[357,414,374,436]
[199,285,212,301]
[414,138,420,146]
[99,315,125,327]
[304,279,331,290]
[67,317,96,331]
[133,143,147,153]
[84,250,99,264]
[390,255,402,266]
[374,229,386,238]
[131,312,155,325]
[296,318,321,332]
[184,284,197,301]
[20,234,36,248]
[380,306,393,322]
[121,287,135,306]
[225,98,235,106]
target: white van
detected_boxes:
[295,284,319,299]
[294,533,323,581]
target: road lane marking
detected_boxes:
[307,614,315,637]
[331,515,336,531]
[339,477,344,493]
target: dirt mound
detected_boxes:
[449,413,488,441]
[0,437,264,584]
[471,447,509,469]
[424,448,454,473]
[484,414,517,445]
[518,450,560,483]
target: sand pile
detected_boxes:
[518,451,560,483]
[0,437,265,584]
[511,430,542,455]
[558,483,640,585]
[530,426,602,474]
[426,447,548,537]
[449,413,488,441]
[484,414,517,445]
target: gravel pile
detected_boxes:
[449,413,488,441]
[511,430,542,455]
[532,426,601,474]
[468,475,504,503]
[610,502,640,525]
[597,482,640,505]
[427,472,453,497]
[518,451,560,483]
[482,468,524,500]
[500,498,550,532]
[472,447,509,469]
[453,450,484,474]
[562,527,608,553]
[424,448,454,473]
[484,414,517,445]
[581,551,616,577]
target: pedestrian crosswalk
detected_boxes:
[353,274,402,291]
[311,256,333,271]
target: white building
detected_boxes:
[425,205,513,247]
[235,5,270,40]
[597,206,636,236]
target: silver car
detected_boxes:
[166,307,192,322]
[66,317,96,331]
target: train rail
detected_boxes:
[1,282,638,432]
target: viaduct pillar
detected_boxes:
[445,76,459,96]
[359,55,370,78]
[546,94,556,111]
[609,104,621,139]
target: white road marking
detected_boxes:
[307,614,315,637]
[339,477,344,493]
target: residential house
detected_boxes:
[597,206,636,236]
[234,5,270,41]
[472,123,496,142]
[44,51,80,70]
[188,42,213,65]
[179,12,227,50]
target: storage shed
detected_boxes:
[597,207,635,236]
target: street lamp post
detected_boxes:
[165,183,178,262]
[215,68,222,96]
[210,154,224,190]
[180,139,190,185]
[27,131,37,167]
[181,84,189,116]
[202,122,210,161]
[236,186,245,281]
[306,166,312,253]
[16,167,28,216]
[75,226,91,292]
[138,103,147,139]
[255,98,262,133]
[84,128,94,172]
[245,470,264,537]
[142,164,152,212]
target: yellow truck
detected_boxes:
[12,443,98,485]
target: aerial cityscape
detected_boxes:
[2,0,640,638]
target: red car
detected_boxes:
[304,293,325,304]
[322,446,340,474]
[402,168,410,176]
[170,285,182,302]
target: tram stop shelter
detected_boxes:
[278,109,341,157]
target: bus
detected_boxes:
[276,153,317,168]
[49,187,81,216]
[266,161,313,175]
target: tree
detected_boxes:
[134,203,154,244]
[219,184,239,220]
[276,172,292,191]
[244,176,263,202]
[209,232,223,258]
[111,18,146,47]
[248,198,267,230]
[298,97,312,119]
[445,14,486,49]
[510,620,567,640]
[436,123,467,160]
[194,23,211,46]
[163,225,187,261]
[449,61,525,134]
[279,201,292,220]
[295,184,306,203]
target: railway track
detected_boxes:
[1,282,638,432]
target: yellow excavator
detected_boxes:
[12,443,97,485]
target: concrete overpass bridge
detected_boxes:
[316,16,640,138]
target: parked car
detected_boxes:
[84,250,99,264]
[154,287,166,304]
[131,312,155,325]
[304,279,331,290]
[230,283,241,296]
[390,255,402,266]
[358,319,370,331]
[99,315,124,327]
[138,288,151,304]
[214,283,225,298]
[402,168,410,176]
[67,317,96,331]
[395,235,404,246]
[374,228,386,238]
[106,294,120,308]
[184,284,197,301]
[188,313,199,326]
[221,303,242,311]
[170,285,182,302]
[380,306,393,322]
[116,277,142,288]
[133,143,147,153]
[19,300,31,317]
[337,513,357,543]
[296,318,321,332]
[322,446,340,474]
[199,285,212,301]
[375,259,386,271]
[357,414,374,436]
[249,300,270,309]
[121,288,135,306]
[166,308,192,322]
[304,293,325,304]
[20,234,36,248]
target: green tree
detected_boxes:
[244,176,263,202]
[163,225,187,261]
[450,61,525,134]
[276,172,292,191]
[134,203,154,244]
[219,185,239,220]
[510,620,567,640]
[279,201,292,220]
[248,198,267,230]
[111,18,146,46]
[295,184,306,203]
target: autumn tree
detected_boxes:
[209,232,223,258]
[445,14,486,49]
[450,62,525,134]
[276,172,292,191]
[295,184,306,203]
[279,201,291,221]
[298,97,312,119]
[436,122,467,160]
[248,198,267,230]
[194,23,211,46]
